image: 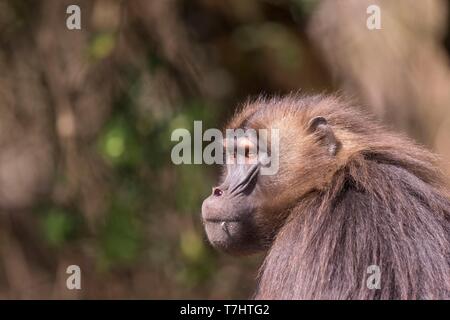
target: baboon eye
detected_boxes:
[238,139,256,158]
[231,144,252,159]
[223,137,256,162]
[213,188,223,197]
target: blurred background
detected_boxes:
[0,0,449,298]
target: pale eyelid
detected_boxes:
[223,138,257,157]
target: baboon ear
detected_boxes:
[307,116,340,156]
[307,116,328,132]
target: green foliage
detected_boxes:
[177,229,216,287]
[98,202,142,269]
[290,0,319,16]
[98,116,143,168]
[175,165,210,214]
[89,32,116,61]
[180,230,205,262]
[167,101,218,213]
[234,22,303,70]
[40,208,78,248]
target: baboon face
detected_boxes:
[201,111,340,255]
[201,135,269,255]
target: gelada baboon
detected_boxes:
[201,94,450,299]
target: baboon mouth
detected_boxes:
[204,218,241,224]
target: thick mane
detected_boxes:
[251,94,450,299]
[256,155,450,299]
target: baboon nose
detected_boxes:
[213,187,223,197]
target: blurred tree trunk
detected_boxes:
[309,0,450,175]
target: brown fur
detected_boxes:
[228,94,450,299]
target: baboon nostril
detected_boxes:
[213,188,223,197]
